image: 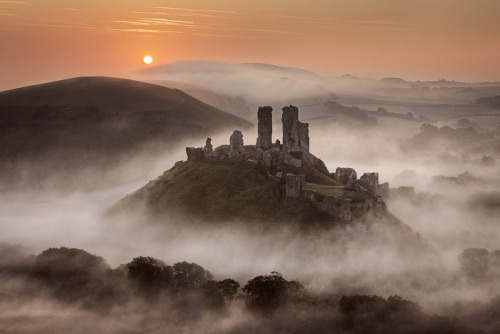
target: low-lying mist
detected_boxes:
[2,120,499,295]
[1,87,500,332]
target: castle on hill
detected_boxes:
[186,105,383,221]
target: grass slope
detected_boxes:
[0,77,251,188]
[118,159,332,224]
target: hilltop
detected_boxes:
[116,105,388,225]
[0,76,251,189]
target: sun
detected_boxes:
[143,55,153,64]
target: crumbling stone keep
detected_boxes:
[256,106,273,149]
[281,105,309,151]
[230,130,244,154]
[285,173,305,197]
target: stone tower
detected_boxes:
[256,106,273,149]
[282,105,299,150]
[282,105,309,151]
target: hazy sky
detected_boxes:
[1,0,500,90]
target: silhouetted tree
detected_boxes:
[339,294,424,333]
[173,261,213,292]
[127,256,174,299]
[243,271,289,313]
[218,278,240,301]
[338,294,387,315]
[34,247,114,307]
[202,280,225,308]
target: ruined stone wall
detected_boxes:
[298,122,309,151]
[229,130,244,155]
[335,167,357,185]
[285,173,305,197]
[256,106,273,149]
[186,147,205,161]
[359,172,379,195]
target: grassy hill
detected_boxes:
[0,77,251,189]
[116,159,334,224]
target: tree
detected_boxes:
[127,256,174,298]
[338,294,387,315]
[34,247,112,305]
[420,123,438,135]
[243,271,289,313]
[202,280,225,308]
[218,278,240,301]
[386,295,422,316]
[173,261,213,292]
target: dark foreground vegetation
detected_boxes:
[0,244,499,333]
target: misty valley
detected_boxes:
[1,63,500,333]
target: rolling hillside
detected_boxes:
[0,76,251,189]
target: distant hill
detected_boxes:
[0,76,251,190]
[240,63,320,78]
[379,77,407,85]
[134,61,333,113]
[476,95,500,110]
[138,61,319,79]
[148,79,253,120]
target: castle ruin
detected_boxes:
[185,105,383,221]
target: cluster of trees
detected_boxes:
[29,248,243,313]
[1,245,499,333]
[411,123,492,148]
